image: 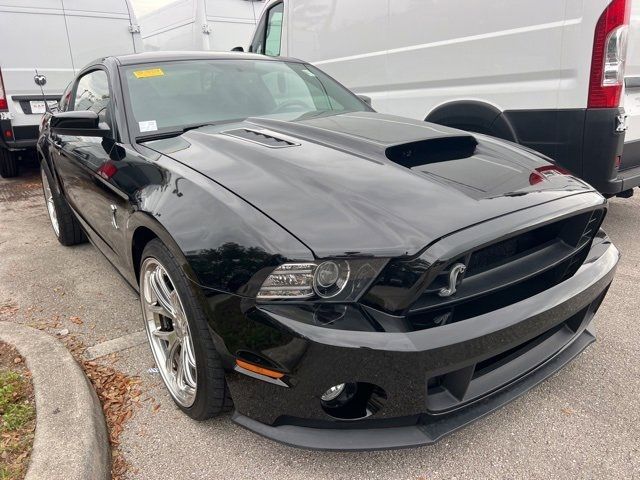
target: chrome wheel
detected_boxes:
[41,168,59,237]
[140,258,197,407]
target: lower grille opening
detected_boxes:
[426,305,592,413]
[472,320,567,379]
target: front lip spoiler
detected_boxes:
[232,327,595,451]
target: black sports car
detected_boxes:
[38,52,619,450]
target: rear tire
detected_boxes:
[0,148,19,178]
[40,162,86,246]
[139,239,233,420]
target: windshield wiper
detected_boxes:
[136,118,246,143]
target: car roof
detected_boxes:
[109,51,303,66]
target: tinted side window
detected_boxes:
[72,70,111,128]
[265,3,284,56]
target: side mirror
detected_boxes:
[50,111,110,137]
[231,46,244,52]
[357,94,372,107]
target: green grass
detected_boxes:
[0,369,36,479]
[0,371,35,431]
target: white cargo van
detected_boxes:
[0,0,142,177]
[140,0,262,53]
[247,0,640,197]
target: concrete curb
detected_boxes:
[0,322,110,480]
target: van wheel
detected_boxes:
[0,148,19,178]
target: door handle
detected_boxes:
[110,204,119,229]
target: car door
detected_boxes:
[51,67,128,269]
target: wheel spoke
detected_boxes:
[165,334,180,373]
[41,169,60,236]
[151,328,176,342]
[181,341,197,388]
[184,337,196,370]
[147,302,172,318]
[169,290,183,320]
[149,268,175,318]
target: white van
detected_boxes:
[140,0,261,53]
[0,0,142,177]
[247,0,640,197]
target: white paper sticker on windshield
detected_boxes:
[139,120,158,132]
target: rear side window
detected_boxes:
[72,70,112,128]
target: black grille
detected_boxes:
[407,209,604,330]
[466,220,562,276]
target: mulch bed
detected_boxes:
[0,342,36,480]
[1,302,143,480]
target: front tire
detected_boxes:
[0,148,19,178]
[139,239,232,420]
[40,162,86,246]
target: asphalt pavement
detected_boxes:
[1,162,639,479]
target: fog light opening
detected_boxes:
[320,382,387,420]
[321,383,346,402]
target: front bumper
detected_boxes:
[232,327,594,450]
[218,238,618,450]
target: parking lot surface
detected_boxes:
[1,163,639,479]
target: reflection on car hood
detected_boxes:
[144,112,595,258]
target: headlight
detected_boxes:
[257,258,388,301]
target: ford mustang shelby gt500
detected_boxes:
[37,52,618,450]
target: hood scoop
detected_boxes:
[222,128,301,148]
[386,135,477,168]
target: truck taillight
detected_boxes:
[0,67,7,111]
[588,0,631,108]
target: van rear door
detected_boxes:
[61,0,141,69]
[622,0,640,170]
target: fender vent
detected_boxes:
[222,128,300,148]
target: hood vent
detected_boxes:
[385,135,477,168]
[222,128,301,148]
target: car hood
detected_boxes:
[144,112,595,258]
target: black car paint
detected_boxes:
[37,52,619,450]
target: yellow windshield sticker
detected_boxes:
[133,68,165,79]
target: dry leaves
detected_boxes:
[0,302,19,317]
[0,342,36,480]
[69,316,83,325]
[62,336,142,480]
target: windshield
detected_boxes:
[121,59,368,138]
